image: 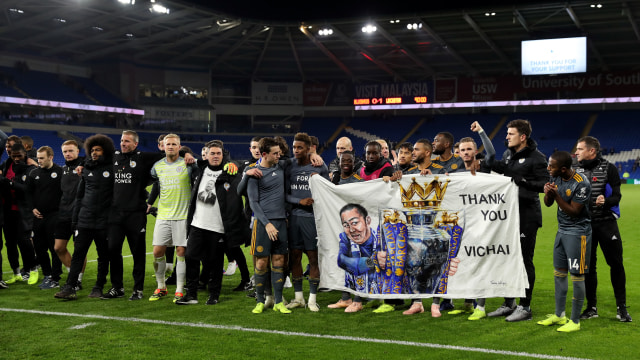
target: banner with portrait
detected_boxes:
[310,172,528,299]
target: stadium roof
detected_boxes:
[2,0,639,82]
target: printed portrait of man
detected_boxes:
[337,203,379,295]
[197,180,217,204]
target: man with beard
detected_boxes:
[574,136,631,322]
[407,139,444,175]
[459,121,496,174]
[1,143,38,285]
[432,132,465,173]
[404,132,486,317]
[103,130,194,301]
[444,122,496,320]
[482,119,548,322]
[397,140,446,317]
[402,138,446,316]
[54,134,114,300]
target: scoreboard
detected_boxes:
[352,82,432,109]
[353,96,428,106]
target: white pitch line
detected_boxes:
[69,322,96,329]
[85,252,155,263]
[0,308,591,360]
[2,253,155,274]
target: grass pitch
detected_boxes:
[1,185,638,360]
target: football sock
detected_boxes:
[176,256,186,293]
[554,269,568,317]
[254,268,268,303]
[154,256,167,289]
[272,266,285,303]
[571,274,585,323]
[309,277,320,295]
[293,276,304,292]
[264,269,272,296]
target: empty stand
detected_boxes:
[0,66,132,108]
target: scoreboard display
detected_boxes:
[352,82,432,109]
[353,96,428,106]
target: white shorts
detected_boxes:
[153,219,188,247]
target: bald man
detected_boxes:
[329,137,362,179]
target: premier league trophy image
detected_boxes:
[404,209,451,294]
[377,176,464,296]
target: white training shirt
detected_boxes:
[190,167,225,233]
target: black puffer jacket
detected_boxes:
[59,156,84,221]
[73,156,114,229]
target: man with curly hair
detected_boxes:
[55,134,115,300]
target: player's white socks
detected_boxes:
[308,293,317,305]
[154,256,167,289]
[295,291,304,302]
[176,256,186,293]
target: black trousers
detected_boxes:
[33,213,63,281]
[585,219,627,307]
[185,227,224,298]
[517,222,538,307]
[3,210,36,271]
[108,211,147,291]
[66,227,109,290]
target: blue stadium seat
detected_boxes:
[0,66,132,108]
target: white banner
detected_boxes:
[310,173,528,299]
